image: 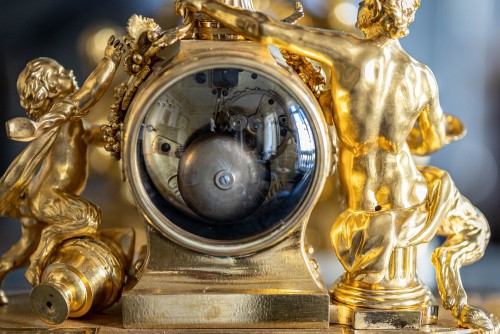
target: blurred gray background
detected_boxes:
[0,0,499,298]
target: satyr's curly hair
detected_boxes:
[17,58,76,119]
[357,0,421,39]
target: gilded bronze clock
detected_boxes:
[104,2,334,328]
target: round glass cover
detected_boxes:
[137,66,317,241]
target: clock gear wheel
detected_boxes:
[218,88,294,160]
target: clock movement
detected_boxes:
[108,0,334,328]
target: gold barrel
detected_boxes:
[30,232,131,325]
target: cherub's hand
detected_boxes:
[175,0,206,16]
[6,117,38,142]
[104,35,124,64]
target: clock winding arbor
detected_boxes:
[111,0,333,328]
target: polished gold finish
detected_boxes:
[329,242,439,329]
[30,229,135,325]
[0,36,123,300]
[175,0,498,332]
[3,293,495,333]
[123,229,329,328]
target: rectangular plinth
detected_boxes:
[123,291,330,329]
[330,303,439,330]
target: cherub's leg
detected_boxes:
[25,195,100,286]
[432,196,498,332]
[0,218,42,304]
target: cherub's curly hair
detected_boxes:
[357,0,421,39]
[17,58,74,118]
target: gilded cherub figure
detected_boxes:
[0,36,123,304]
[176,0,497,331]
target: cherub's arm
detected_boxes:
[176,0,357,68]
[407,68,465,155]
[71,36,123,117]
[30,36,123,138]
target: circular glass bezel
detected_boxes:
[123,44,331,256]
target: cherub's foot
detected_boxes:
[0,289,8,305]
[456,305,496,332]
[25,261,42,286]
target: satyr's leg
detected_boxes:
[0,218,42,304]
[25,194,100,286]
[432,196,498,332]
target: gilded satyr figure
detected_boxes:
[175,0,498,331]
[0,36,123,303]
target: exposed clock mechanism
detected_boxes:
[114,2,333,328]
[140,67,317,244]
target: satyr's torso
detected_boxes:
[330,38,433,212]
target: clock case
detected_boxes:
[120,26,333,330]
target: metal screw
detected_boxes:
[215,171,235,190]
[196,72,207,84]
[161,143,171,153]
[219,175,231,185]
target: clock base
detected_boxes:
[122,228,330,328]
[0,293,485,333]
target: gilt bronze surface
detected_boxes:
[0,36,127,321]
[118,32,333,327]
[0,0,498,332]
[175,0,499,332]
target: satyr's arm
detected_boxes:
[177,0,357,68]
[407,68,464,155]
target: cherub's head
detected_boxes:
[356,0,421,39]
[17,58,77,119]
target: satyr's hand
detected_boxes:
[175,0,206,16]
[444,114,466,143]
[104,35,124,64]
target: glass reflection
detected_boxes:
[137,67,317,240]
